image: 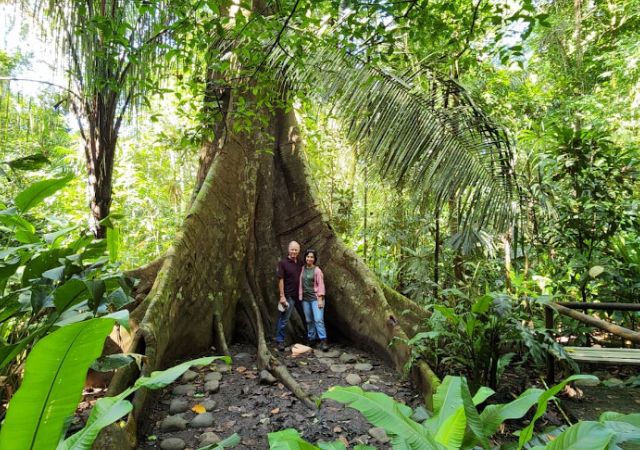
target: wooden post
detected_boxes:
[546,306,555,384]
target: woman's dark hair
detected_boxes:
[304,249,318,263]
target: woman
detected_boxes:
[298,249,329,351]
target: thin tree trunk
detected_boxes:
[85,124,117,239]
[434,204,440,299]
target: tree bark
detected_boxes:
[85,121,117,239]
[106,106,438,448]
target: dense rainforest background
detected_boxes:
[1,0,640,449]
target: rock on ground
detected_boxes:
[205,372,223,382]
[199,431,221,445]
[169,398,189,414]
[160,415,188,432]
[180,370,198,383]
[190,412,215,428]
[160,437,186,450]
[345,374,362,385]
[172,384,196,396]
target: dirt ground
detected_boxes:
[136,342,421,449]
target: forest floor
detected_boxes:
[135,342,420,450]
[72,341,640,450]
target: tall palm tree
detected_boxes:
[39,0,172,237]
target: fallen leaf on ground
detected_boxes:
[271,408,280,414]
[333,426,342,433]
[236,366,247,373]
[191,404,206,414]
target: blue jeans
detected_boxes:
[302,299,327,341]
[275,296,296,344]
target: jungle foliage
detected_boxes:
[1,0,639,448]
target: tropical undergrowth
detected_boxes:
[268,375,640,450]
[0,175,134,403]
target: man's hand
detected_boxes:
[279,296,288,307]
[317,297,324,309]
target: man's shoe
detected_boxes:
[276,342,285,352]
[320,340,329,351]
[307,339,317,348]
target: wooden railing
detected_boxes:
[545,302,640,383]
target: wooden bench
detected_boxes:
[545,302,640,383]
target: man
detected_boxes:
[275,240,305,351]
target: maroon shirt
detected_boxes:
[277,256,303,298]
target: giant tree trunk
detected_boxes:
[107,105,437,448]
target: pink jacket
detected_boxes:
[298,266,325,301]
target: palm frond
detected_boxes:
[268,44,519,235]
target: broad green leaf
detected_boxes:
[84,279,106,311]
[317,441,347,450]
[22,249,70,285]
[106,287,131,309]
[601,420,640,445]
[0,318,115,450]
[57,396,133,450]
[268,429,320,449]
[433,305,458,324]
[408,331,442,345]
[62,350,206,450]
[0,293,23,322]
[106,226,120,263]
[472,387,495,406]
[42,265,65,281]
[54,311,93,327]
[134,356,220,389]
[0,208,35,233]
[434,406,466,450]
[426,375,485,447]
[44,226,78,246]
[0,338,32,370]
[459,377,490,449]
[472,294,493,314]
[15,228,39,243]
[104,309,130,330]
[426,376,464,433]
[599,412,640,427]
[322,386,443,449]
[541,421,613,450]
[15,174,74,213]
[518,375,598,448]
[53,279,89,312]
[0,258,21,282]
[6,153,50,171]
[479,388,543,436]
[412,405,432,423]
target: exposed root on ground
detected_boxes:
[245,284,317,410]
